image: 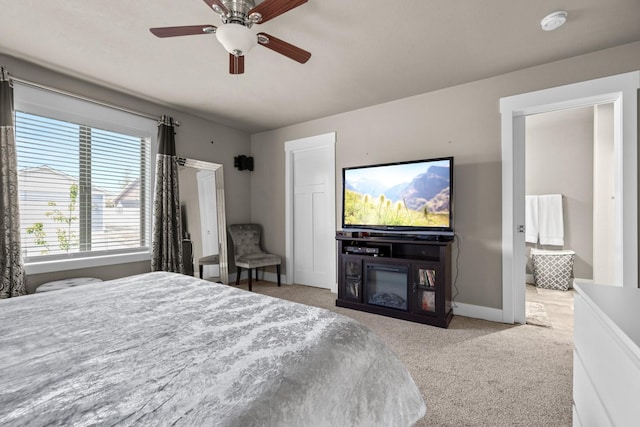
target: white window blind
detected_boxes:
[14,83,156,271]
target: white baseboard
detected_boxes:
[452,302,504,323]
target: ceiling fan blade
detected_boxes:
[203,0,229,15]
[229,54,245,74]
[150,25,216,38]
[249,0,308,24]
[257,33,311,64]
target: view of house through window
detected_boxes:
[15,111,151,261]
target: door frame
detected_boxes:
[500,71,639,324]
[284,132,337,291]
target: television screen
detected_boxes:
[342,157,453,236]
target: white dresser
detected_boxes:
[573,282,640,426]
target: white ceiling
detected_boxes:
[1,0,639,133]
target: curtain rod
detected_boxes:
[8,73,180,126]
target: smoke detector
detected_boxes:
[541,11,568,31]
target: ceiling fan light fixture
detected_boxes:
[216,23,257,56]
[540,11,568,31]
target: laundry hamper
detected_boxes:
[530,248,575,291]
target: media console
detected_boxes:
[336,234,453,328]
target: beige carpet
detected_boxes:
[234,280,574,427]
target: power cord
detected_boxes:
[451,233,462,307]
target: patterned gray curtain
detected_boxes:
[0,67,26,298]
[151,115,183,273]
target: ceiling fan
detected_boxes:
[149,0,311,74]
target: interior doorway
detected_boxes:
[524,104,615,328]
[525,105,616,284]
[500,71,639,324]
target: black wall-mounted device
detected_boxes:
[234,155,254,171]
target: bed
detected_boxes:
[0,272,425,426]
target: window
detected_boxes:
[14,83,157,273]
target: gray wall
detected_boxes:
[8,39,640,308]
[0,54,253,293]
[250,41,640,310]
[525,106,594,280]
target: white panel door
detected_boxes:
[286,132,336,290]
[293,146,331,288]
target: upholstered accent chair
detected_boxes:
[228,224,281,291]
[198,254,220,279]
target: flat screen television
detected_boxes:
[341,156,454,238]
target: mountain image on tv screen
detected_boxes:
[343,160,450,228]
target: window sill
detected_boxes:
[25,252,151,275]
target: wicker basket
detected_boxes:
[530,249,575,291]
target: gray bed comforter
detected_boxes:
[0,272,425,426]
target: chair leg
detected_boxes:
[277,265,281,287]
[248,269,253,292]
[199,264,203,279]
[235,267,241,286]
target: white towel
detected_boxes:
[525,195,539,244]
[538,194,564,246]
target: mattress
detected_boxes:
[0,272,425,426]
